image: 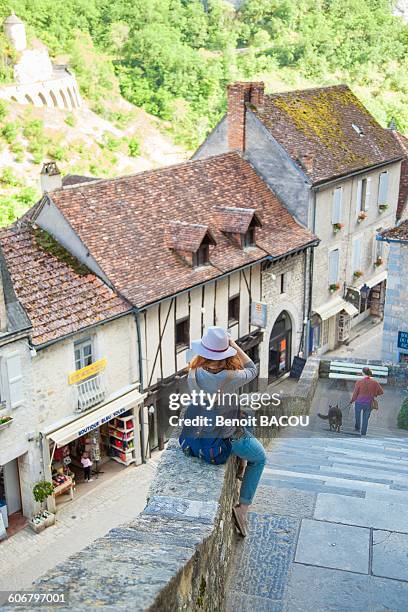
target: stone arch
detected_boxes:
[49,90,58,107]
[258,299,301,384]
[25,94,34,105]
[267,310,293,381]
[59,89,68,109]
[66,87,76,108]
[38,92,47,106]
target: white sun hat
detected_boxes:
[191,326,237,360]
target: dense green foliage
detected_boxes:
[398,397,408,430]
[0,0,407,147]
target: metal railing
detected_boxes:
[76,374,106,412]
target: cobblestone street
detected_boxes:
[0,456,161,594]
[226,379,408,611]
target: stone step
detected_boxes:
[265,465,399,487]
[314,492,408,533]
[260,476,365,498]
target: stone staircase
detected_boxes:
[226,432,408,611]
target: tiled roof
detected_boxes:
[252,85,403,184]
[215,206,261,234]
[62,174,99,187]
[164,221,215,252]
[0,224,131,346]
[379,220,408,243]
[390,131,408,220]
[40,152,316,308]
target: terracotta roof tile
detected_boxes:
[40,152,316,308]
[252,85,403,184]
[215,206,261,234]
[379,220,408,243]
[0,224,131,345]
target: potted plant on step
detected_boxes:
[30,481,55,533]
[0,415,13,431]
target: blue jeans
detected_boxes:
[355,402,372,436]
[231,432,266,505]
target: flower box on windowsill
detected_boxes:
[329,282,340,293]
[332,223,344,234]
[353,270,363,279]
[374,257,383,267]
[378,204,389,213]
[357,212,367,223]
[0,416,13,431]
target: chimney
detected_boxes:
[227,81,265,152]
[297,151,315,174]
[40,161,62,193]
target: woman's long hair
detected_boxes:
[188,354,243,371]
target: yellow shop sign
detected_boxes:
[68,358,107,385]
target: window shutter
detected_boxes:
[356,180,362,214]
[6,353,24,409]
[329,249,339,284]
[332,188,342,224]
[352,237,362,271]
[364,177,371,210]
[378,172,388,205]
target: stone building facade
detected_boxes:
[379,221,408,363]
[194,81,404,354]
[0,13,81,110]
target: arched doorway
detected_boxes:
[268,311,292,381]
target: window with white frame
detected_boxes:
[74,338,94,370]
[352,236,362,272]
[328,248,340,284]
[331,187,342,224]
[356,178,371,212]
[378,171,389,205]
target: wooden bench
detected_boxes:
[329,361,388,384]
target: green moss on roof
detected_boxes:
[33,227,90,276]
[272,87,370,165]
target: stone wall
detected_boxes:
[382,241,408,362]
[319,357,408,387]
[36,357,319,610]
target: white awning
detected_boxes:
[315,297,359,321]
[47,387,146,448]
[359,270,387,289]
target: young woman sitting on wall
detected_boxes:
[182,326,266,537]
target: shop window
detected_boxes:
[175,317,189,351]
[74,338,94,371]
[193,243,209,267]
[228,295,240,325]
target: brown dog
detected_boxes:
[318,405,342,433]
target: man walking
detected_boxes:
[350,367,384,436]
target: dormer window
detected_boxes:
[165,221,216,268]
[193,242,210,267]
[215,206,262,249]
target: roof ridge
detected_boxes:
[55,151,243,193]
[265,83,350,99]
